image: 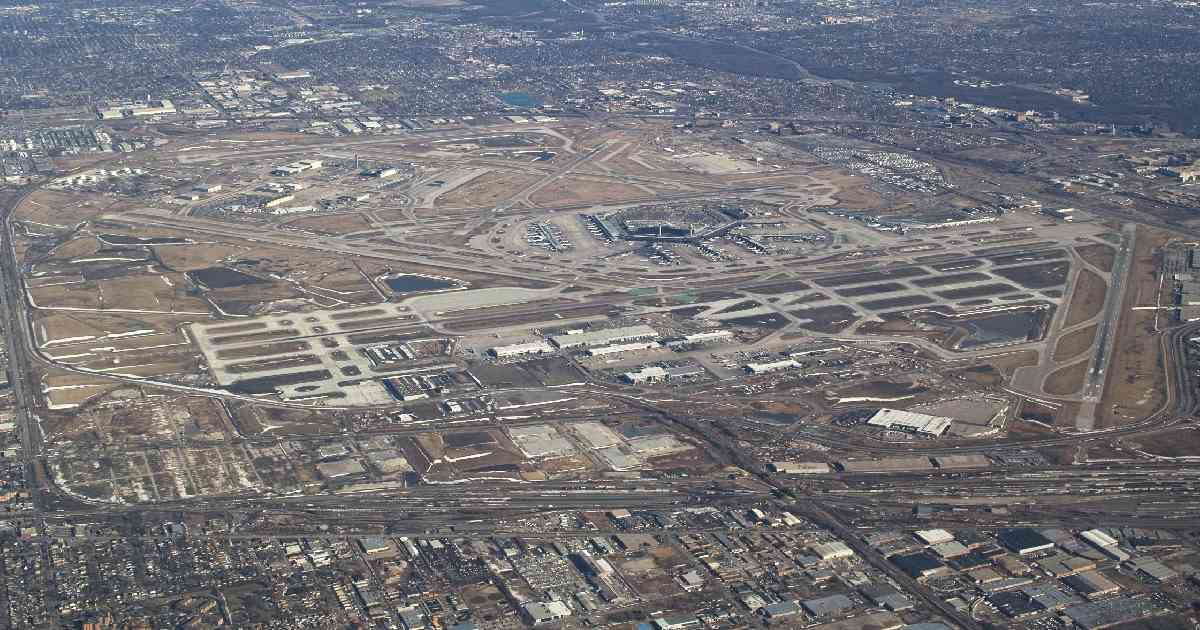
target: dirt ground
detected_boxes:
[528,176,647,206]
[1044,360,1088,396]
[1063,269,1107,327]
[1124,427,1200,458]
[1076,243,1116,272]
[826,171,885,209]
[985,349,1040,377]
[281,212,374,235]
[435,171,541,208]
[1053,324,1098,362]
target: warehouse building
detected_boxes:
[522,601,571,625]
[1079,529,1118,550]
[810,541,854,561]
[867,409,953,437]
[272,159,324,176]
[587,341,660,356]
[801,594,854,618]
[915,529,956,545]
[761,600,802,623]
[490,341,555,359]
[999,528,1055,556]
[1064,571,1121,600]
[745,359,800,374]
[769,462,831,474]
[550,325,658,349]
[623,366,668,384]
[665,330,734,347]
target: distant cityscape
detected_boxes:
[1,1,1200,629]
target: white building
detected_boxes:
[587,341,660,357]
[915,529,956,545]
[810,541,855,561]
[550,325,658,349]
[867,408,953,437]
[681,330,733,344]
[272,159,324,176]
[1079,529,1118,550]
[745,359,800,374]
[522,601,571,625]
[769,462,831,475]
[491,341,555,359]
[623,366,668,384]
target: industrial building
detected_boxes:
[915,529,956,545]
[866,408,953,437]
[761,600,801,623]
[1064,595,1172,630]
[263,194,295,209]
[810,541,854,561]
[891,552,947,579]
[998,528,1055,555]
[859,583,912,612]
[1126,557,1178,583]
[363,166,401,178]
[769,462,830,474]
[837,456,933,473]
[550,325,658,349]
[744,359,800,374]
[665,330,734,347]
[521,601,571,625]
[800,594,854,617]
[587,341,660,357]
[1064,571,1120,600]
[1045,207,1076,221]
[623,366,667,384]
[272,159,324,176]
[623,364,704,384]
[653,614,702,630]
[490,341,555,359]
[1161,164,1200,183]
[1079,529,1119,550]
[316,459,366,479]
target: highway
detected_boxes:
[0,188,50,510]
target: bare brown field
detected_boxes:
[1126,428,1200,458]
[1053,324,1098,362]
[1060,268,1104,328]
[1076,243,1116,272]
[984,349,1040,377]
[1044,360,1088,396]
[45,235,103,259]
[1063,269,1107,327]
[281,212,374,235]
[16,190,110,225]
[30,284,101,310]
[529,176,646,206]
[36,311,189,345]
[154,243,251,271]
[435,171,541,208]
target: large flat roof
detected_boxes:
[867,408,953,436]
[550,325,658,348]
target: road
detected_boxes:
[0,188,50,509]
